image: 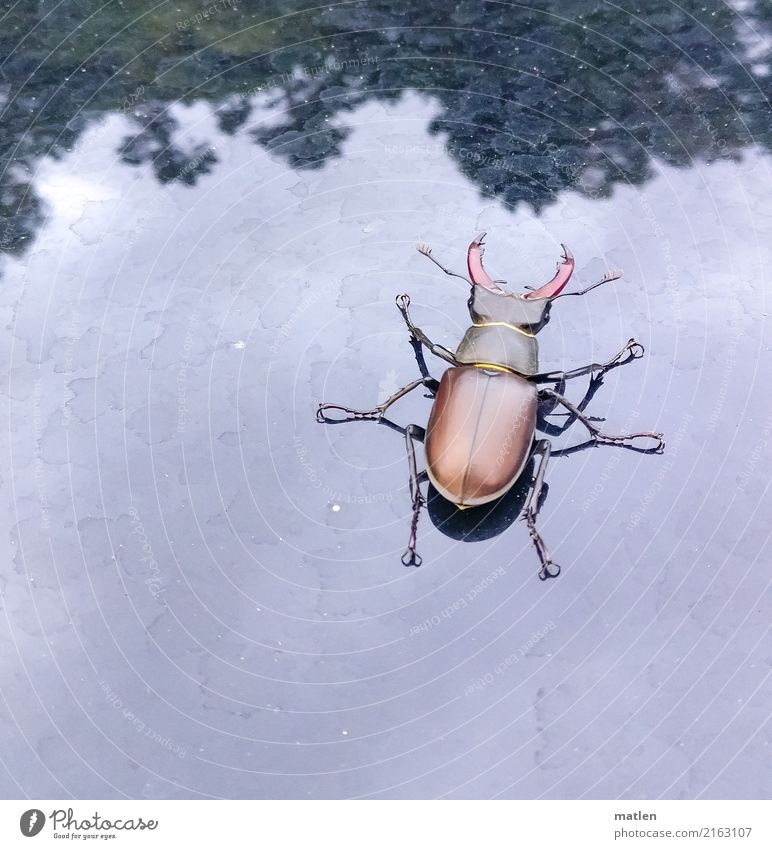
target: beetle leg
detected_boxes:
[317,376,436,424]
[396,294,459,366]
[528,338,645,383]
[409,336,439,392]
[539,388,665,453]
[402,329,440,389]
[521,440,560,579]
[401,423,426,567]
[416,243,471,284]
[537,373,606,436]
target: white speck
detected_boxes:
[341,730,348,736]
[332,503,341,512]
[233,340,246,349]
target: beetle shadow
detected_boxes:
[376,415,588,545]
[425,462,536,543]
[422,439,597,544]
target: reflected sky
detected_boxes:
[0,1,770,801]
[1,0,771,253]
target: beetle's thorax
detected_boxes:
[454,286,550,376]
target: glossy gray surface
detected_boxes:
[0,4,770,800]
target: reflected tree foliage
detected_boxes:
[1,0,770,255]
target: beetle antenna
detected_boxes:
[416,243,472,284]
[553,269,623,299]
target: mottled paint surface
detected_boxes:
[0,2,769,799]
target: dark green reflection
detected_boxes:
[1,0,769,254]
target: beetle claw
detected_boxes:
[626,338,645,359]
[396,293,411,310]
[539,561,561,580]
[401,549,422,567]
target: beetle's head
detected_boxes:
[466,234,574,333]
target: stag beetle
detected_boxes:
[317,234,664,578]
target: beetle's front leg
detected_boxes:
[530,338,644,383]
[317,376,437,424]
[540,388,665,453]
[396,294,459,367]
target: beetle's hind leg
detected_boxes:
[402,424,428,567]
[317,376,438,424]
[522,440,560,580]
[539,388,665,453]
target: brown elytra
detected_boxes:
[426,366,537,507]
